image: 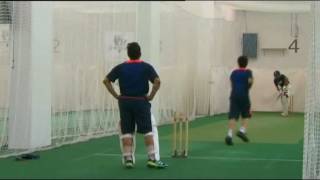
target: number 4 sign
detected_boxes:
[288,39,299,53]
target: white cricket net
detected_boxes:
[0,1,211,156]
[51,2,138,146]
[0,25,10,154]
[50,1,215,147]
[303,2,320,179]
[158,3,214,122]
[0,1,312,162]
[0,1,12,156]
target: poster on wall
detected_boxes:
[104,32,135,64]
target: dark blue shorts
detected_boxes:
[118,97,152,134]
[229,96,251,120]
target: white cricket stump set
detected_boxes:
[281,95,294,114]
[289,96,293,112]
[172,112,189,158]
[118,114,160,164]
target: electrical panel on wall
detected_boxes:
[242,33,258,59]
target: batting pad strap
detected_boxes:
[148,150,155,155]
[144,132,153,137]
[123,152,132,157]
[120,133,133,139]
[147,144,155,155]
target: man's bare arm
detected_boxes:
[103,78,119,99]
[146,77,161,101]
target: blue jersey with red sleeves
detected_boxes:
[230,68,253,98]
[107,60,159,97]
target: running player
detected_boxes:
[225,56,254,146]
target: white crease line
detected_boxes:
[93,153,302,162]
[72,153,98,161]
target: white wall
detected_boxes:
[245,11,310,69]
[244,11,310,112]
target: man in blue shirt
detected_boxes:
[103,42,167,169]
[225,56,254,146]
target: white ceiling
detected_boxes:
[52,1,312,15]
[215,1,311,13]
[53,1,138,13]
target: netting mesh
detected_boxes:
[50,2,214,147]
[158,4,210,121]
[0,4,315,177]
[303,2,320,179]
[0,23,10,151]
[51,2,136,146]
[0,1,13,155]
[0,1,289,155]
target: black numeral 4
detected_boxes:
[288,39,299,53]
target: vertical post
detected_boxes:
[136,2,161,122]
[8,1,52,149]
[178,116,183,154]
[172,116,177,157]
[185,117,189,157]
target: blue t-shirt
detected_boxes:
[107,60,159,97]
[230,68,253,98]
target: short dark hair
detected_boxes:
[274,70,280,77]
[127,42,141,60]
[237,56,248,68]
